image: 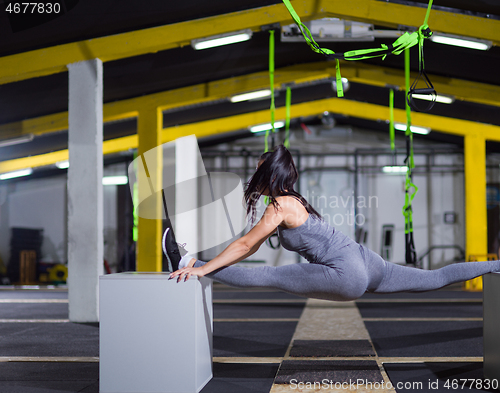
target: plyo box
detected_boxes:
[99,272,213,393]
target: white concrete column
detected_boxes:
[67,59,103,322]
[174,136,203,256]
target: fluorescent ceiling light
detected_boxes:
[250,121,285,133]
[55,161,69,169]
[0,134,34,148]
[430,34,492,51]
[102,176,128,185]
[192,30,252,50]
[394,123,431,135]
[412,93,455,104]
[382,166,408,174]
[0,168,33,180]
[230,89,272,103]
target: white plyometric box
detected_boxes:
[483,272,500,381]
[99,273,213,393]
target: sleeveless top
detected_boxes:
[276,214,352,265]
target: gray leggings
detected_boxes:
[194,243,500,301]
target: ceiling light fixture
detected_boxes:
[0,134,34,148]
[250,121,285,133]
[102,176,128,186]
[230,89,272,103]
[0,168,33,180]
[382,166,408,174]
[412,93,455,104]
[430,34,492,51]
[394,123,431,135]
[55,161,69,169]
[191,29,253,50]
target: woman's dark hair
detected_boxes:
[244,144,322,224]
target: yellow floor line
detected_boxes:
[0,299,68,303]
[0,357,98,362]
[0,319,70,323]
[362,317,482,321]
[356,298,482,303]
[213,299,307,303]
[214,318,300,322]
[0,356,481,364]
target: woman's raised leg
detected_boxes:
[373,259,500,293]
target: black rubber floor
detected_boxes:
[365,321,483,357]
[0,303,68,319]
[289,340,376,357]
[384,362,498,393]
[357,302,483,318]
[213,290,306,301]
[0,362,98,393]
[0,322,99,357]
[213,302,305,319]
[213,321,298,357]
[200,363,279,393]
[359,291,483,300]
[0,290,68,299]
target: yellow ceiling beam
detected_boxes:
[0,62,332,139]
[2,61,499,141]
[2,97,500,174]
[1,0,498,85]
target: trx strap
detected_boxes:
[402,48,418,265]
[281,0,435,105]
[265,30,276,153]
[284,86,291,148]
[389,88,395,151]
[281,0,343,97]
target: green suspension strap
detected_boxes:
[389,88,395,152]
[281,0,344,97]
[284,86,291,148]
[281,0,434,105]
[265,30,276,153]
[402,48,418,266]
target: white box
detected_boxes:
[483,272,500,381]
[99,272,213,393]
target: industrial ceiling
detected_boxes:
[0,0,499,174]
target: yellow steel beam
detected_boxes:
[1,0,498,85]
[339,63,500,109]
[3,96,499,175]
[136,107,163,272]
[2,61,499,141]
[464,134,487,258]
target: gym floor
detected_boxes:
[0,282,493,393]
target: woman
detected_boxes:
[168,144,500,302]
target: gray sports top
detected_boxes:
[276,214,352,265]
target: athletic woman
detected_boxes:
[167,144,500,301]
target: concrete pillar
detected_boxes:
[67,59,104,322]
[136,107,163,272]
[174,136,203,256]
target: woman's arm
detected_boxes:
[170,203,282,281]
[201,228,277,274]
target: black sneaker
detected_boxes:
[162,228,188,271]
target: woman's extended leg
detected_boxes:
[192,259,368,302]
[373,258,500,293]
